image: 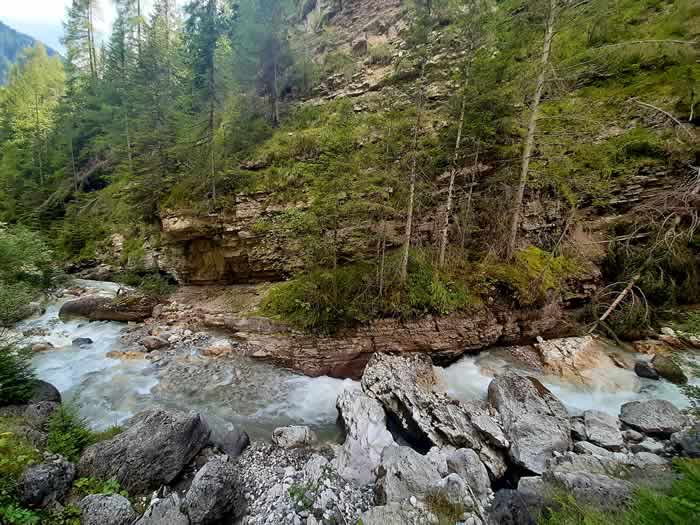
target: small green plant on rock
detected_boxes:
[74,477,127,498]
[0,342,36,406]
[46,405,95,462]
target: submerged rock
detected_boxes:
[271,425,317,449]
[634,360,659,380]
[333,389,396,483]
[71,337,93,346]
[19,458,75,508]
[79,494,138,525]
[488,372,571,474]
[620,400,686,437]
[78,409,210,492]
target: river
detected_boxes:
[16,280,696,441]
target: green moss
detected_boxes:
[488,247,584,306]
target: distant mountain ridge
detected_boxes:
[0,21,59,84]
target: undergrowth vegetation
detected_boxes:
[539,459,700,525]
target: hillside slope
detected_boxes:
[0,21,58,84]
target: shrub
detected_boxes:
[0,417,42,524]
[367,43,394,65]
[46,405,95,462]
[261,251,477,333]
[0,343,36,406]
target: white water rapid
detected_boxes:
[440,347,698,416]
[16,280,358,439]
[16,280,696,439]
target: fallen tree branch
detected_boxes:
[588,273,641,334]
[631,98,694,138]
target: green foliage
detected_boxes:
[367,43,394,66]
[288,483,313,510]
[425,489,465,525]
[46,404,95,462]
[0,417,42,525]
[673,311,700,336]
[115,271,175,298]
[0,224,57,325]
[73,477,127,498]
[539,459,700,525]
[0,343,36,406]
[261,250,478,333]
[488,247,583,307]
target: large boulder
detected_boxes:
[583,410,623,451]
[446,448,491,505]
[634,360,659,380]
[184,455,240,524]
[135,493,189,525]
[361,353,508,479]
[59,294,157,322]
[271,425,316,449]
[520,471,633,510]
[670,421,700,458]
[18,458,75,508]
[79,494,138,525]
[333,389,396,483]
[619,400,686,437]
[375,446,442,504]
[359,502,429,525]
[488,372,571,474]
[78,409,210,493]
[488,489,538,525]
[533,336,619,384]
[29,380,61,404]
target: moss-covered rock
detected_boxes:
[651,354,688,385]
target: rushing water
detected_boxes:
[17,280,358,440]
[439,347,697,416]
[16,279,696,441]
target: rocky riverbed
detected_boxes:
[5,280,699,524]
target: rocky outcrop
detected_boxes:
[333,389,396,483]
[532,336,620,384]
[135,493,189,525]
[670,421,700,458]
[59,294,158,322]
[79,494,138,525]
[18,457,75,508]
[361,353,508,479]
[214,303,572,379]
[375,445,442,504]
[271,425,317,449]
[488,372,571,474]
[582,410,623,451]
[619,400,687,437]
[78,409,211,492]
[519,471,633,510]
[184,455,241,524]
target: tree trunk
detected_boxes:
[506,0,557,259]
[125,110,133,174]
[137,0,142,58]
[438,65,469,268]
[400,63,426,284]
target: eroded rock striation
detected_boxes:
[361,353,509,479]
